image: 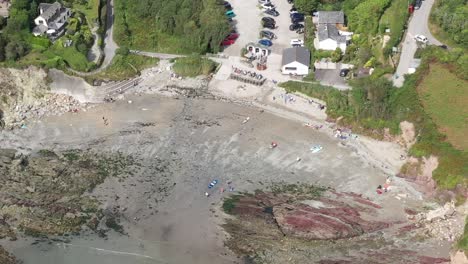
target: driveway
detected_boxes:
[392,0,442,87]
[315,69,350,90]
[223,0,301,56]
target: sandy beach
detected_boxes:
[0,63,460,263]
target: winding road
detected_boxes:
[392,0,442,87]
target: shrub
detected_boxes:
[116,46,130,56]
[172,55,217,77]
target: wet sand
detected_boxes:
[0,94,430,263]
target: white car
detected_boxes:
[290,39,304,47]
[414,34,428,44]
[261,3,276,10]
[258,0,270,4]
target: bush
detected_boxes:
[116,46,130,56]
[331,48,343,62]
[172,55,217,77]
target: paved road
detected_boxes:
[100,0,118,69]
[129,50,185,59]
[392,0,442,87]
[72,0,118,76]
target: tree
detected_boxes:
[331,47,343,62]
[29,0,38,22]
[0,37,6,62]
[294,0,319,14]
[0,16,6,30]
[5,42,19,61]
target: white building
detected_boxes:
[313,11,351,52]
[316,24,347,51]
[281,47,310,75]
[32,2,71,39]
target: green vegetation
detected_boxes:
[297,0,407,69]
[270,183,327,198]
[113,0,230,54]
[73,0,101,26]
[430,0,467,49]
[458,217,468,255]
[172,55,217,77]
[280,46,468,193]
[223,195,241,214]
[348,0,391,35]
[379,0,409,57]
[86,53,158,82]
[417,64,468,150]
[0,0,100,71]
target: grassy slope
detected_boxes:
[417,64,468,150]
[73,0,100,25]
[113,0,194,54]
[86,54,158,82]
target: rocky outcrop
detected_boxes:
[222,185,455,264]
[273,201,389,240]
[0,245,18,264]
[0,67,84,129]
[0,149,135,238]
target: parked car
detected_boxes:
[227,33,239,40]
[291,16,304,23]
[290,12,304,19]
[414,34,428,44]
[259,39,273,47]
[289,23,304,31]
[438,44,448,50]
[225,3,232,10]
[290,7,298,14]
[264,9,280,16]
[225,10,236,18]
[414,0,422,9]
[261,3,276,10]
[290,39,304,47]
[258,0,270,3]
[221,39,235,46]
[260,30,277,39]
[296,28,304,34]
[339,69,350,77]
[263,22,276,29]
[287,0,294,3]
[262,17,276,24]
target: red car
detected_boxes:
[221,39,235,46]
[227,33,239,40]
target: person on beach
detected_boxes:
[376,185,383,194]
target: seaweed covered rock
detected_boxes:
[0,245,18,264]
[0,149,135,237]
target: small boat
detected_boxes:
[310,145,323,153]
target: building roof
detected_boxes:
[317,11,344,24]
[38,2,63,22]
[282,47,310,67]
[32,24,48,35]
[317,24,346,43]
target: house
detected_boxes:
[316,24,347,51]
[313,11,351,52]
[0,0,10,18]
[281,47,310,75]
[32,2,71,39]
[316,11,344,25]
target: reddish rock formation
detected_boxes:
[273,199,389,240]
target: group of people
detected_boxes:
[102,116,109,126]
[376,177,392,194]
